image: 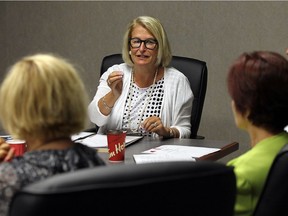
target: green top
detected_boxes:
[227,132,288,216]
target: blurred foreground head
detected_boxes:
[227,51,288,133]
[0,53,89,141]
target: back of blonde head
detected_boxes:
[0,53,88,140]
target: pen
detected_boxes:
[72,133,96,142]
[0,135,12,141]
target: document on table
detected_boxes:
[71,132,143,148]
[133,145,220,164]
[133,154,196,164]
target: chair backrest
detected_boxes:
[9,161,236,216]
[253,143,288,216]
[100,54,208,139]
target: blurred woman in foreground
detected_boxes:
[0,53,105,215]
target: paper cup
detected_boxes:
[107,130,126,162]
[7,139,26,156]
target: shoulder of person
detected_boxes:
[165,67,188,80]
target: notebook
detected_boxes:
[71,132,143,148]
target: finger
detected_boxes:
[146,121,158,132]
[152,122,158,128]
[0,143,10,151]
[108,75,123,87]
[0,150,7,160]
[0,137,5,144]
[4,148,15,162]
[142,116,154,125]
[142,117,159,130]
[141,120,152,130]
[0,145,10,161]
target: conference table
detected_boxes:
[0,130,239,164]
[97,136,239,164]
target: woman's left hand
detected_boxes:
[141,116,170,137]
[0,138,15,162]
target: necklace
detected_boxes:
[127,68,158,133]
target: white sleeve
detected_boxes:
[162,68,193,138]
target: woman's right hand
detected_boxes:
[99,71,124,115]
[107,71,124,98]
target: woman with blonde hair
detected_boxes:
[88,16,193,138]
[0,53,105,215]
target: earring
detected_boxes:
[129,51,131,55]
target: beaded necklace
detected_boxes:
[127,68,158,133]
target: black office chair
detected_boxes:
[9,161,236,216]
[253,143,288,216]
[92,53,208,139]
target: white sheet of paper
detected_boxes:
[79,134,108,148]
[133,154,196,164]
[141,145,220,158]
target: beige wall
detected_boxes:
[1,1,287,162]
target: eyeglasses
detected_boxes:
[129,38,158,50]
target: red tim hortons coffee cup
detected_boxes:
[6,139,26,156]
[107,130,126,162]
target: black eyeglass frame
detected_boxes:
[129,38,158,50]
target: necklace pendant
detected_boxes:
[128,120,139,133]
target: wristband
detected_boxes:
[102,96,113,110]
